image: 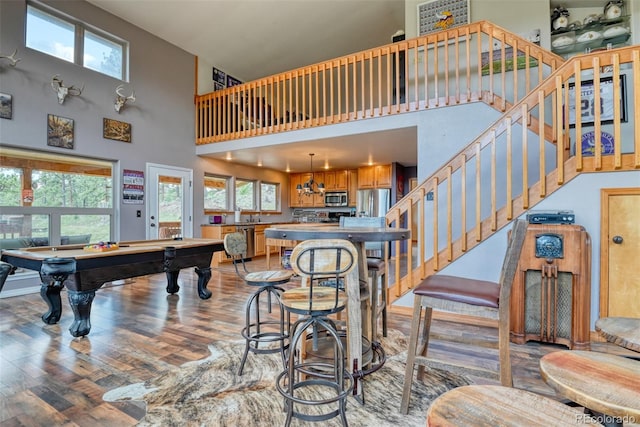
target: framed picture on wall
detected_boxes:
[417,0,469,36]
[0,93,12,119]
[227,75,242,87]
[213,67,226,86]
[568,75,627,128]
[47,114,74,149]
[103,118,132,142]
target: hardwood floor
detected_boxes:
[0,257,625,426]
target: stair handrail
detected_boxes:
[385,45,640,301]
[195,20,564,144]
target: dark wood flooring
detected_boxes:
[0,257,627,426]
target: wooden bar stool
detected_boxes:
[224,232,293,376]
[275,239,357,427]
[400,219,527,414]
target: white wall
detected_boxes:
[395,170,640,330]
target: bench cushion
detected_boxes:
[414,274,500,308]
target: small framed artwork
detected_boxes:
[47,114,74,149]
[417,0,469,36]
[568,75,627,128]
[103,118,132,142]
[213,67,226,85]
[0,93,12,119]
[227,75,242,87]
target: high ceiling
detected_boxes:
[86,0,416,171]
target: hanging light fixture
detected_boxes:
[296,153,325,196]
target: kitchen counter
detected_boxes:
[201,221,339,227]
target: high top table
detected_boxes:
[265,224,410,400]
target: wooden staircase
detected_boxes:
[385,46,640,303]
[194,22,639,306]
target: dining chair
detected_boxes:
[223,232,293,375]
[275,239,357,426]
[400,219,528,414]
[339,216,388,339]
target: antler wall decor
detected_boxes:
[0,49,21,67]
[51,74,84,104]
[114,84,135,113]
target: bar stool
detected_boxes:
[275,239,357,427]
[224,232,293,375]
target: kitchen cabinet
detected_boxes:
[324,170,348,191]
[357,164,392,189]
[348,169,358,207]
[254,224,270,256]
[201,225,236,266]
[312,172,325,207]
[290,170,352,207]
[289,173,314,208]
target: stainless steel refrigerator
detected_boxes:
[356,189,391,257]
[356,188,391,218]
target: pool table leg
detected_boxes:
[165,270,181,295]
[67,290,95,337]
[39,257,76,325]
[195,266,212,299]
[40,282,63,324]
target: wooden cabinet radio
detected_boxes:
[510,224,591,350]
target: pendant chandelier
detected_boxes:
[296,153,325,196]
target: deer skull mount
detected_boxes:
[0,49,21,67]
[114,84,135,113]
[51,74,84,104]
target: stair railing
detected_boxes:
[195,21,563,144]
[385,46,640,302]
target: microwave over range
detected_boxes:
[324,191,348,207]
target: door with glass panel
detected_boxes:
[146,164,192,239]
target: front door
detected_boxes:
[146,164,193,239]
[600,188,640,317]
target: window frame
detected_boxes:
[259,181,280,212]
[203,173,231,213]
[26,1,129,80]
[234,177,256,212]
[0,147,118,275]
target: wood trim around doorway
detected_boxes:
[599,187,640,318]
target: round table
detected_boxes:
[265,225,410,400]
[427,385,602,426]
[540,350,640,422]
[595,317,640,353]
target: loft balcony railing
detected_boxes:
[385,46,640,303]
[195,21,563,144]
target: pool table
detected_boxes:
[0,238,224,337]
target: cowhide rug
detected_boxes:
[103,329,471,426]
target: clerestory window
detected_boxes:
[26,1,128,80]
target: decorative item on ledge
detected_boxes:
[296,153,325,197]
